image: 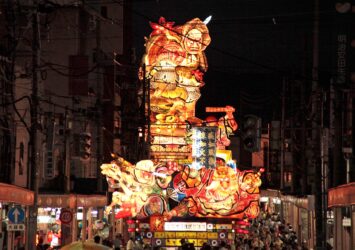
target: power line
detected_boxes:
[112,0,319,82]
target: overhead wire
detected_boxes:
[108,0,325,83]
[5,1,328,135]
[35,0,325,87]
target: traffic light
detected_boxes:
[241,115,261,152]
[80,132,92,160]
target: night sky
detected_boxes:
[131,0,315,123]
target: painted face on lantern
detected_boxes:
[216,166,231,189]
[184,29,203,54]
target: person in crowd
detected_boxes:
[179,238,188,250]
[235,211,304,250]
[219,241,228,250]
[240,239,250,250]
[201,242,212,250]
[36,237,45,250]
[94,235,101,244]
[113,234,123,250]
[134,239,144,250]
[126,237,135,250]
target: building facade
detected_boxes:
[0,0,131,248]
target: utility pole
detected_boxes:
[27,1,40,249]
[312,0,326,248]
[64,107,71,193]
[280,77,286,190]
[96,16,103,192]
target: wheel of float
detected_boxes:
[219,232,226,239]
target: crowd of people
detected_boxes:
[232,212,305,250]
[34,211,326,250]
[97,212,307,250]
[175,212,308,250]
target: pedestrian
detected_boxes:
[201,242,211,250]
[113,234,123,250]
[240,239,250,250]
[94,235,101,244]
[187,242,196,249]
[36,237,45,250]
[219,241,228,250]
[126,237,135,250]
[179,238,189,250]
[134,239,144,250]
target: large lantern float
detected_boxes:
[101,17,262,223]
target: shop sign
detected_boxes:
[164,222,207,231]
[342,217,351,227]
[7,224,25,231]
[60,209,73,224]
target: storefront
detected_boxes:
[0,182,34,249]
[259,189,316,249]
[280,194,315,249]
[328,182,355,250]
[260,189,282,214]
[37,194,107,247]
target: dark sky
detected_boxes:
[131,0,316,123]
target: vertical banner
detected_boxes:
[192,126,217,169]
[334,2,352,86]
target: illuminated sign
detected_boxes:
[101,17,262,222]
[139,17,211,161]
[164,222,207,231]
[192,126,217,169]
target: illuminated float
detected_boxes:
[101,17,262,222]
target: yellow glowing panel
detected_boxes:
[196,232,208,238]
[216,149,232,162]
[154,232,166,238]
[207,232,218,239]
[166,239,178,246]
[197,239,208,246]
[166,232,176,238]
[175,232,186,238]
[187,239,199,246]
[185,232,197,238]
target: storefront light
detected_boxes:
[272,198,281,204]
[260,197,269,202]
[91,210,98,217]
[77,212,83,220]
[38,215,54,224]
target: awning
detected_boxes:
[328,182,355,208]
[38,194,107,208]
[0,183,34,206]
[260,189,281,198]
[281,194,314,210]
[260,189,314,210]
